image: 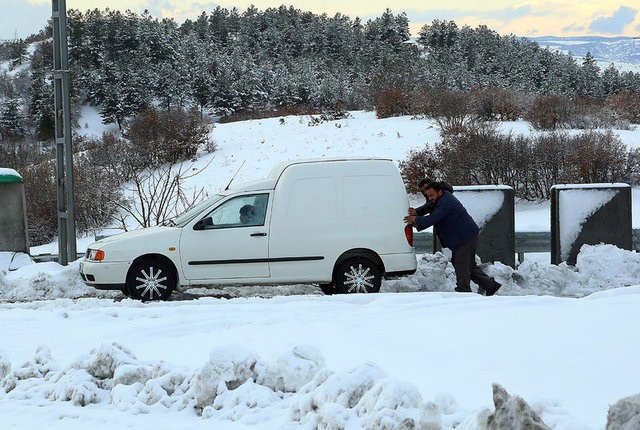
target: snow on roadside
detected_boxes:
[3,244,640,302]
[0,258,119,302]
[0,341,442,428]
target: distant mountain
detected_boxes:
[531,36,640,72]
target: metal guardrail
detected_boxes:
[416,230,640,263]
[415,231,550,264]
[31,252,84,263]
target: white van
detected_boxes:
[80,158,417,300]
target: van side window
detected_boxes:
[197,193,269,229]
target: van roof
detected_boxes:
[268,157,392,180]
[224,158,393,194]
[224,178,277,193]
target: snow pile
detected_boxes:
[0,259,118,302]
[485,383,550,430]
[3,244,640,302]
[0,252,31,272]
[384,244,640,298]
[607,393,640,430]
[2,341,636,429]
[0,343,452,428]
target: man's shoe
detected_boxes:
[485,282,502,296]
[454,286,472,293]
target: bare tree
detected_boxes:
[113,160,212,230]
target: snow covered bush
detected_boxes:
[356,378,425,429]
[0,350,11,380]
[205,380,282,422]
[73,342,138,381]
[255,345,324,393]
[291,362,419,428]
[48,368,104,406]
[186,345,259,414]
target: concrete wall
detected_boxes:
[432,186,516,267]
[551,184,631,265]
[0,182,30,253]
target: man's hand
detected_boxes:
[408,207,417,216]
[404,215,416,224]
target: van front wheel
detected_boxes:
[126,259,176,301]
[334,257,381,294]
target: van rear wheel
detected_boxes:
[334,257,381,294]
[126,258,176,301]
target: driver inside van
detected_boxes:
[239,204,256,225]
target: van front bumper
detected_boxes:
[79,259,129,290]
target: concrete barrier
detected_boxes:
[0,168,30,253]
[550,183,632,265]
[429,185,516,267]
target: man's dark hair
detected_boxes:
[424,180,454,193]
[425,181,445,191]
[417,178,432,188]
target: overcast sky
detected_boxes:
[3,0,640,41]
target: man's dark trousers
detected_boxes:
[452,235,499,291]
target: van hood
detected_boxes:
[87,226,182,262]
[90,226,176,247]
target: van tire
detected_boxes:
[334,257,381,294]
[126,258,176,301]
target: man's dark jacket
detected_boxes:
[414,191,479,251]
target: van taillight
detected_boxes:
[404,224,414,246]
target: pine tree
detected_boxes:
[28,42,55,141]
[602,64,621,96]
[578,52,602,98]
[0,90,25,140]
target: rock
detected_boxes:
[606,393,640,430]
[486,383,550,430]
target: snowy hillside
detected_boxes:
[533,35,640,72]
[1,111,640,429]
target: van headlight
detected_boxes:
[87,249,105,261]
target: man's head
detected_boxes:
[239,204,255,224]
[417,178,432,198]
[423,181,445,203]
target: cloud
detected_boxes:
[589,5,637,34]
[405,5,537,23]
[562,22,586,34]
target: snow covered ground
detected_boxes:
[1,111,640,428]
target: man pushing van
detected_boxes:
[404,181,501,296]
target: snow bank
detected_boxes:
[384,244,640,298]
[3,244,640,302]
[0,258,118,302]
[0,343,447,428]
[2,341,635,429]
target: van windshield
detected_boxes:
[166,194,224,227]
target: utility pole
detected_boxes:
[52,0,77,265]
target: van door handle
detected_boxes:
[250,232,267,237]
